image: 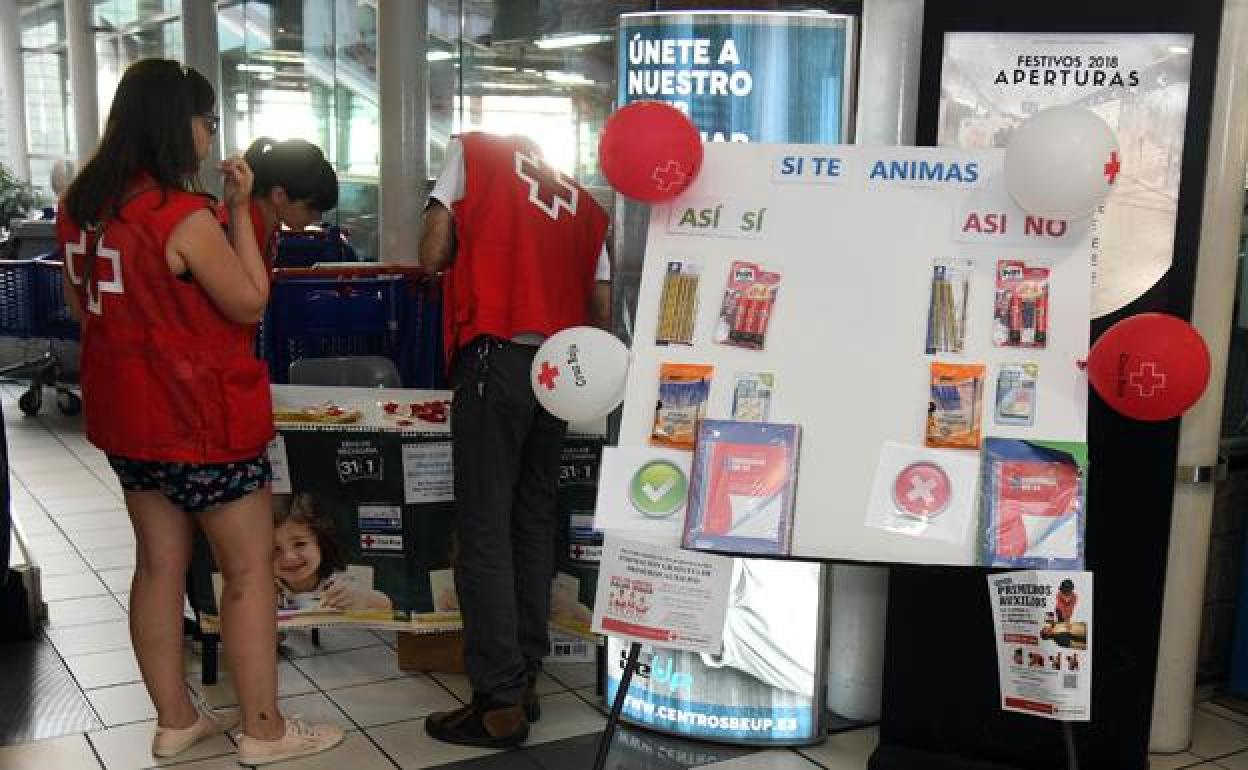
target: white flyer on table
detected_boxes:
[988,570,1093,721]
[592,534,732,655]
[401,442,453,504]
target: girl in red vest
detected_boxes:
[56,59,342,765]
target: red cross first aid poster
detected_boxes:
[988,570,1093,721]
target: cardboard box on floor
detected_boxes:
[396,631,465,673]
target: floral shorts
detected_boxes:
[107,454,272,513]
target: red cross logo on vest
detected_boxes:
[515,151,578,220]
[1104,151,1121,184]
[1128,361,1167,397]
[361,534,376,548]
[63,229,124,316]
[537,361,560,390]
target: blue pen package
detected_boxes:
[980,438,1087,569]
[651,363,713,450]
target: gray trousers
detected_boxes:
[450,336,567,705]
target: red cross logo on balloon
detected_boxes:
[537,361,560,390]
[514,151,578,220]
[1104,151,1121,184]
[1128,361,1167,397]
[651,161,688,193]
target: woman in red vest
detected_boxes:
[56,59,342,765]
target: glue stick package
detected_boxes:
[656,260,701,346]
[715,261,781,351]
[651,363,713,450]
[926,362,986,449]
[993,260,1050,348]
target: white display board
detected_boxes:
[615,143,1091,566]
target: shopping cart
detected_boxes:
[262,265,445,388]
[0,254,81,416]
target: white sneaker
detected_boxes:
[236,717,345,766]
[152,706,240,758]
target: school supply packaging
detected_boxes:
[926,362,986,449]
[656,260,702,346]
[980,438,1087,569]
[651,363,713,450]
[925,257,973,354]
[683,420,801,556]
[995,363,1039,426]
[715,261,781,350]
[993,260,1050,348]
[732,372,774,422]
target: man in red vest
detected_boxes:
[419,132,610,748]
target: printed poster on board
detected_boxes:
[939,32,1194,317]
[592,534,733,655]
[988,570,1093,721]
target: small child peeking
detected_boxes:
[273,494,392,611]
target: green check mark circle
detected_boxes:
[629,460,688,518]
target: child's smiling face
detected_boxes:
[274,519,323,592]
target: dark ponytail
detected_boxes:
[244,137,338,213]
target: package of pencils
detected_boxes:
[715,261,781,351]
[655,259,701,346]
[993,260,1050,349]
[924,257,973,354]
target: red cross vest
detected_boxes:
[57,184,274,464]
[443,132,608,362]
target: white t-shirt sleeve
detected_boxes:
[429,137,466,211]
[595,242,610,282]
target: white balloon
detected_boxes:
[531,327,630,422]
[1005,106,1120,221]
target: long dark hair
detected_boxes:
[244,137,338,212]
[62,58,214,227]
[274,494,346,581]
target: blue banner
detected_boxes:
[618,12,853,144]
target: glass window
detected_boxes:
[219,0,378,259]
[440,1,642,184]
[20,1,71,199]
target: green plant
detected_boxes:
[0,162,40,230]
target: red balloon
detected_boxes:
[1087,312,1211,421]
[599,102,703,203]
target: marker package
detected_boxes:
[715,261,781,351]
[651,363,713,451]
[980,438,1086,570]
[926,362,986,449]
[656,259,701,346]
[993,260,1050,348]
[683,419,801,556]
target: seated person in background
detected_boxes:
[273,493,392,611]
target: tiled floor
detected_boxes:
[0,383,877,769]
[1,381,1244,770]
